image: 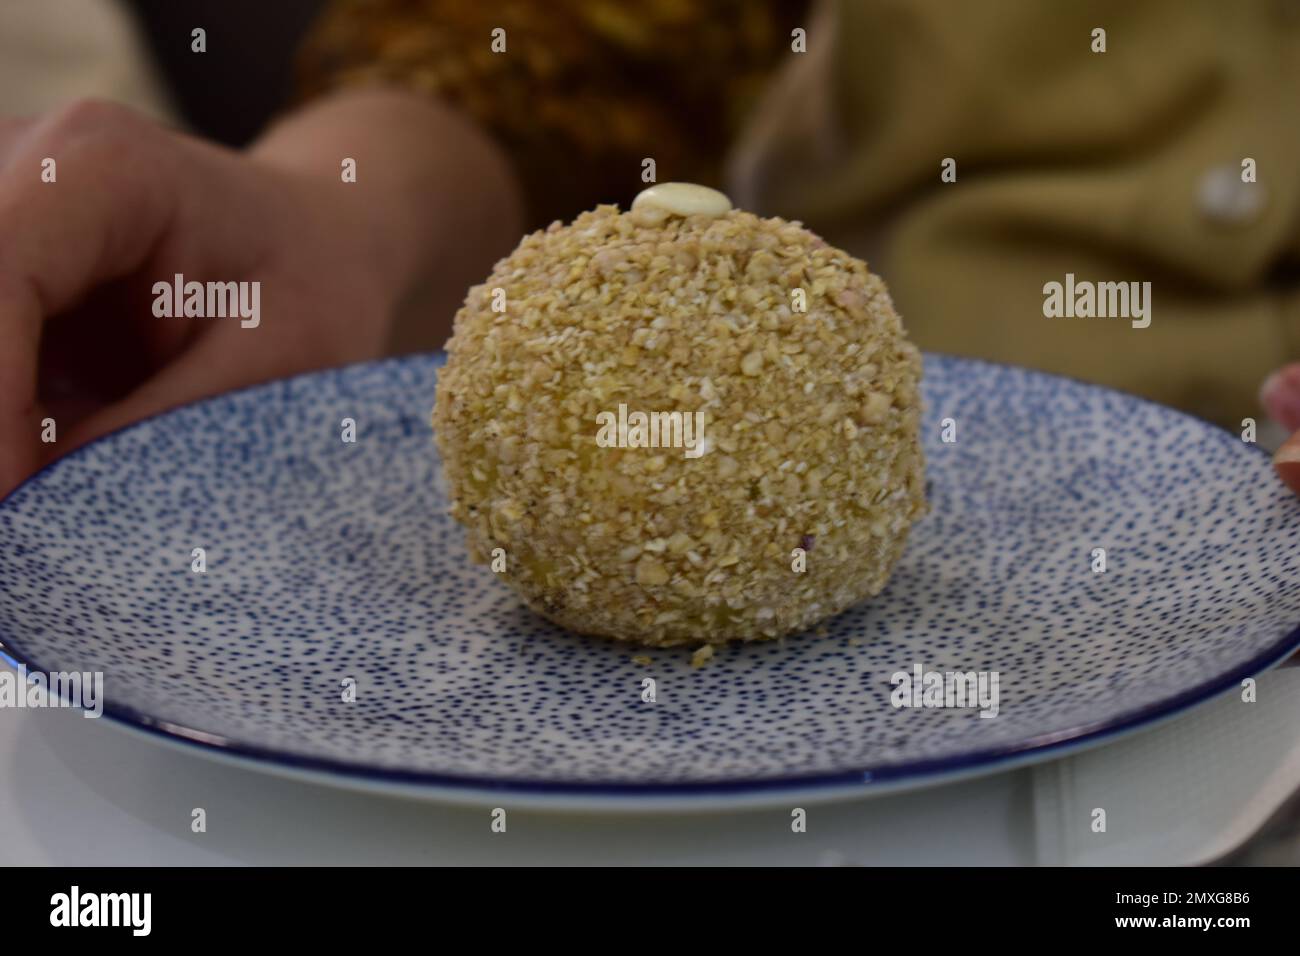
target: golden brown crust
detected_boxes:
[432,204,927,647]
[294,0,809,227]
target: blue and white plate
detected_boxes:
[2,353,1298,811]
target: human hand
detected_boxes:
[1261,365,1300,497]
[0,90,522,498]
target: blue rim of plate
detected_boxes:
[1,351,1298,799]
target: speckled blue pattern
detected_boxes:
[1,352,1298,796]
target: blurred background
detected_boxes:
[1,0,323,141]
[3,0,318,142]
[5,0,1300,431]
[123,0,324,145]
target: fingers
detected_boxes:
[0,100,179,496]
[1257,365,1300,498]
[1274,432,1300,498]
[0,100,178,316]
[55,355,219,457]
[0,279,46,495]
[58,320,323,455]
[1259,363,1300,433]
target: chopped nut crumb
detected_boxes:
[635,556,670,586]
[690,644,715,668]
[432,203,927,648]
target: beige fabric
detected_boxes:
[730,0,1300,427]
[0,0,173,121]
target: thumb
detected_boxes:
[1258,365,1300,498]
[57,331,290,456]
[0,285,45,499]
[1274,431,1300,498]
[0,396,47,501]
[1259,364,1300,432]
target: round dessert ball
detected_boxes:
[432,189,927,648]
